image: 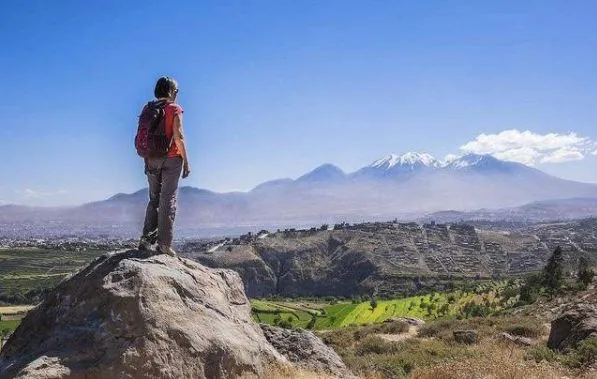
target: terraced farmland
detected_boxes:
[252,282,513,330]
[0,248,104,302]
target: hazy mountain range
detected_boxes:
[2,153,597,232]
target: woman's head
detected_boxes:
[154,76,178,100]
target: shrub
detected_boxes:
[306,315,316,330]
[378,321,410,334]
[525,345,557,363]
[500,285,519,300]
[353,321,410,341]
[461,302,491,318]
[355,336,400,356]
[504,323,543,338]
[418,320,460,340]
[351,296,362,304]
[518,272,542,305]
[320,329,355,349]
[0,328,10,338]
[561,336,597,368]
[274,316,293,329]
[343,354,408,379]
[370,297,378,310]
[577,257,595,288]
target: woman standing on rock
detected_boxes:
[136,76,191,256]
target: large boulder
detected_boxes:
[548,303,597,351]
[260,324,356,378]
[0,250,285,379]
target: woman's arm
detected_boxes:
[173,113,191,178]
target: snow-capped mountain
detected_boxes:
[353,152,440,180]
[352,152,541,180]
[370,152,439,169]
[3,152,597,231]
[363,152,531,172]
[443,154,536,173]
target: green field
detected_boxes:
[0,248,104,303]
[0,247,519,335]
[252,281,517,330]
[0,319,20,332]
[0,247,106,335]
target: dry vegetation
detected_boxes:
[0,305,34,315]
[410,340,575,379]
[241,364,339,379]
[319,315,595,379]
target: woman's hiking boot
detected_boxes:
[158,245,177,257]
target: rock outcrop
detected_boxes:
[260,324,356,378]
[0,250,285,379]
[548,303,597,351]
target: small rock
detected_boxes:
[495,332,532,346]
[453,330,478,344]
[384,317,425,326]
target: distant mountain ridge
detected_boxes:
[255,153,552,186]
[424,197,597,223]
[2,152,597,232]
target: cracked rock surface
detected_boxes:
[0,250,284,379]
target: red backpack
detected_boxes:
[134,100,171,158]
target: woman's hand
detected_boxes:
[183,163,191,178]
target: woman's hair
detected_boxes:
[154,76,178,98]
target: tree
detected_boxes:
[519,272,542,304]
[577,257,595,288]
[427,303,436,317]
[439,303,450,316]
[278,317,293,329]
[370,297,378,310]
[543,246,564,296]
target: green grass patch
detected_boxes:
[0,248,105,304]
[0,319,21,334]
[252,282,525,331]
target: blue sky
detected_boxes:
[1,0,597,206]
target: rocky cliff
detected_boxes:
[185,221,597,298]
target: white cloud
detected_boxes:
[460,129,596,165]
[540,148,584,164]
[24,188,43,199]
[20,188,70,200]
